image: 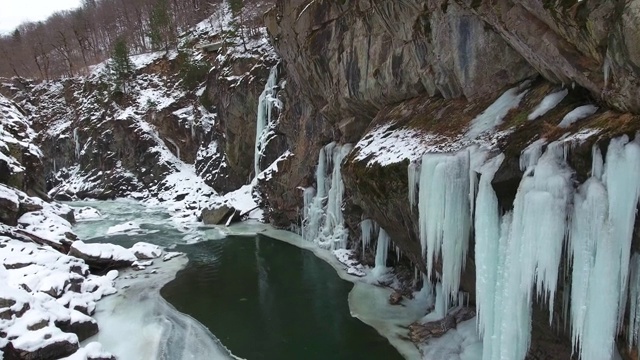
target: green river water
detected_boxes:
[70,200,403,360]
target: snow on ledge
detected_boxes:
[353,125,461,167]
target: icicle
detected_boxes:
[321,143,353,250]
[303,187,316,219]
[73,128,81,160]
[408,161,420,210]
[479,142,572,360]
[372,228,390,278]
[302,142,354,250]
[569,177,611,358]
[433,283,446,320]
[560,135,640,360]
[360,219,375,257]
[591,145,604,180]
[482,212,512,360]
[418,149,471,313]
[519,138,546,172]
[254,66,281,176]
[628,254,640,351]
[474,153,504,339]
[603,136,640,330]
[519,142,572,314]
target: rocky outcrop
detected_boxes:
[199,56,278,192]
[454,0,640,114]
[0,93,45,198]
[266,0,534,128]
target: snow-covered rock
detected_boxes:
[130,242,163,260]
[106,222,141,235]
[69,241,137,270]
[73,207,102,221]
[0,237,118,358]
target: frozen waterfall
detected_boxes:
[360,218,377,257]
[254,66,282,176]
[302,142,353,250]
[74,128,81,160]
[372,228,390,278]
[466,135,640,360]
[415,150,472,313]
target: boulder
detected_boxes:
[69,241,136,271]
[0,194,19,226]
[201,204,236,225]
[3,340,79,360]
[55,317,99,342]
[130,242,163,260]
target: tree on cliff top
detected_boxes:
[149,0,173,51]
[109,37,132,93]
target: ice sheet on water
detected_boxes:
[87,257,237,360]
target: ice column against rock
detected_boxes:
[565,136,640,360]
[302,142,353,250]
[254,65,281,176]
[74,128,81,160]
[471,136,640,360]
[603,136,640,328]
[360,218,377,257]
[473,153,504,343]
[472,141,573,360]
[372,228,390,278]
[416,150,472,313]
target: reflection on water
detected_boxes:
[161,236,403,360]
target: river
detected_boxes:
[69,200,403,360]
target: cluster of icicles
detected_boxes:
[301,133,640,360]
[302,142,353,250]
[410,136,640,360]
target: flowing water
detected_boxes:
[69,200,403,360]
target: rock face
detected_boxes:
[260,0,537,228]
[266,0,535,126]
[198,57,278,192]
[454,0,640,114]
[2,26,277,201]
[0,93,45,198]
